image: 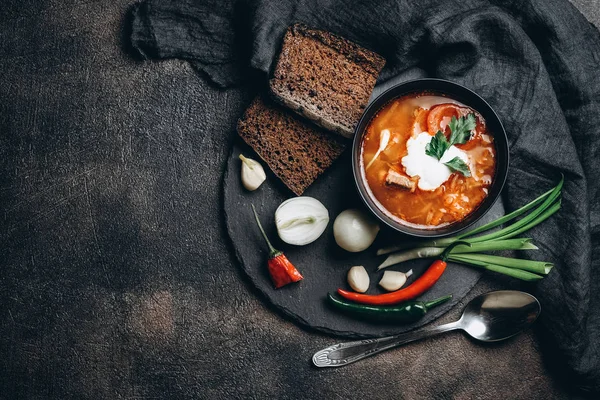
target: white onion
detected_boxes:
[333,209,380,252]
[275,197,329,246]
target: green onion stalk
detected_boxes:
[448,254,553,275]
[377,238,538,269]
[446,257,545,281]
[376,176,563,280]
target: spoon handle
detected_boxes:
[312,321,461,367]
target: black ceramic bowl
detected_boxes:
[352,78,509,238]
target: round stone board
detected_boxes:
[223,138,504,338]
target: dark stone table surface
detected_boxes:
[1,1,598,398]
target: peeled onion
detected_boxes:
[275,197,329,246]
[333,209,380,252]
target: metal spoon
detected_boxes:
[313,290,540,367]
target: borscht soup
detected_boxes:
[360,93,496,228]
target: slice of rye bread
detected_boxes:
[269,23,386,139]
[237,96,346,196]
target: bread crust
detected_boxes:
[237,96,346,196]
[270,23,385,139]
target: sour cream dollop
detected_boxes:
[401,132,470,191]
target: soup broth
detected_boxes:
[361,93,496,228]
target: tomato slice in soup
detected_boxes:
[413,107,429,133]
[427,104,466,136]
[427,103,484,150]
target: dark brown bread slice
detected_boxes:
[237,96,346,196]
[269,23,386,139]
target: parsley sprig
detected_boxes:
[444,156,471,177]
[449,113,476,146]
[424,113,475,177]
[424,131,450,160]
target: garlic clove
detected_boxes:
[240,154,266,191]
[275,197,329,246]
[347,266,370,293]
[379,269,413,292]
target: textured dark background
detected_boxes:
[1,0,598,398]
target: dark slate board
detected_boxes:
[223,138,503,338]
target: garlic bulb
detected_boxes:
[239,154,266,191]
[275,197,329,246]
[379,269,413,292]
[333,209,380,252]
[347,266,369,293]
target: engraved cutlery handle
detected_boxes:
[312,321,460,367]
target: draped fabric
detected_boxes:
[130,0,600,393]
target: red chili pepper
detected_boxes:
[252,205,303,289]
[268,254,303,289]
[337,241,470,305]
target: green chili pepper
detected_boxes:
[327,293,452,323]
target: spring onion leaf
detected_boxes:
[467,196,561,244]
[449,254,553,275]
[378,239,537,270]
[446,256,545,281]
[375,177,563,281]
[457,176,562,239]
[493,200,561,241]
[375,182,555,254]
